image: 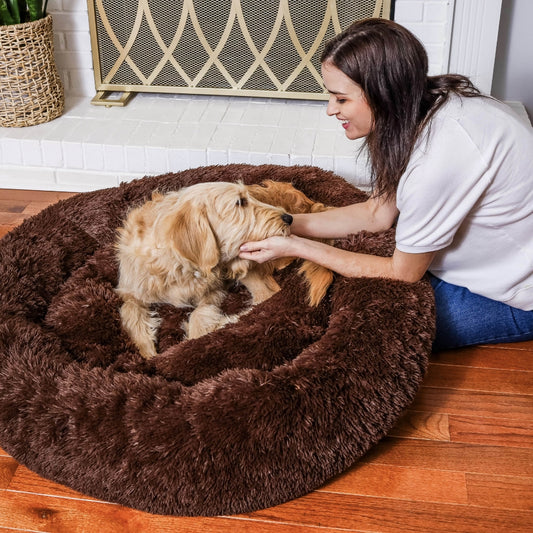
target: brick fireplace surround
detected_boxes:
[0,0,528,192]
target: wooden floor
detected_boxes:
[0,189,532,532]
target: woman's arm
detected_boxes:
[291,195,399,238]
[239,235,434,283]
[239,195,432,283]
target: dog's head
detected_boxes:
[247,180,328,214]
[160,182,293,276]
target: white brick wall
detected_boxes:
[49,0,94,97]
[394,0,453,75]
[3,0,513,193]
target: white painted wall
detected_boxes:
[492,0,533,120]
[448,0,503,93]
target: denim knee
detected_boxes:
[429,274,533,351]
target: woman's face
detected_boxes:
[321,61,373,140]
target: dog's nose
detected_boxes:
[281,213,293,225]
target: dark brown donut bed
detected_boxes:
[0,164,435,517]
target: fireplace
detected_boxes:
[88,0,393,105]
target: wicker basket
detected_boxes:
[0,14,64,127]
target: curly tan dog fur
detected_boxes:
[247,180,334,306]
[116,180,333,359]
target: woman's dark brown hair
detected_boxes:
[321,18,481,199]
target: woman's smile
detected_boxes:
[321,61,374,140]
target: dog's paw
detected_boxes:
[184,307,244,340]
[219,312,243,326]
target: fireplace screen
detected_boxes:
[88,0,392,105]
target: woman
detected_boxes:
[239,18,533,351]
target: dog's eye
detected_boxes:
[236,197,247,207]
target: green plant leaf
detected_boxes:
[0,0,16,25]
[10,0,21,23]
[27,0,42,21]
[17,0,28,23]
[0,1,49,25]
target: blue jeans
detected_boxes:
[429,274,533,351]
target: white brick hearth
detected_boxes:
[0,94,368,192]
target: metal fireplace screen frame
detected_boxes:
[88,0,392,105]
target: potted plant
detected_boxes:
[0,1,64,127]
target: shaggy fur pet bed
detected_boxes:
[0,164,435,516]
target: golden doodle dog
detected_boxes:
[246,180,333,306]
[116,180,333,359]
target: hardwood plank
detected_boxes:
[466,473,533,511]
[248,491,533,533]
[424,363,532,395]
[0,190,75,203]
[0,458,18,490]
[0,490,339,533]
[432,344,533,370]
[0,213,28,227]
[362,437,533,477]
[0,226,14,239]
[412,387,533,422]
[321,462,468,504]
[0,199,26,214]
[8,463,473,530]
[0,190,76,240]
[8,466,95,502]
[389,410,450,441]
[0,527,35,533]
[449,414,533,448]
[486,341,533,352]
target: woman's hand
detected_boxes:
[239,235,299,263]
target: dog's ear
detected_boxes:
[164,204,220,273]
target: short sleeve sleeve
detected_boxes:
[395,117,491,254]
